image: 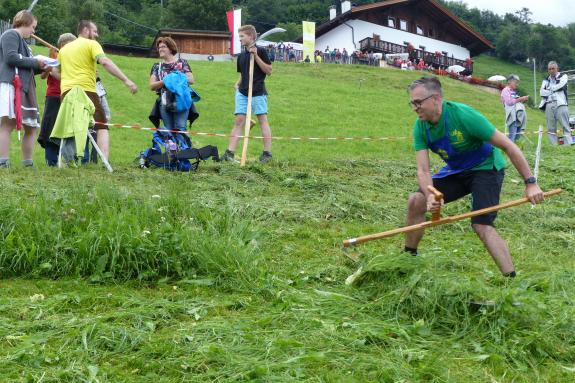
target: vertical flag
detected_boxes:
[226,8,242,55]
[302,21,315,63]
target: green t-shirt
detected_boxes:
[412,101,507,171]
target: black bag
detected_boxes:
[161,88,177,113]
[158,62,178,113]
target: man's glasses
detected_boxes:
[408,94,434,109]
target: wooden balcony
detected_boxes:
[359,37,473,72]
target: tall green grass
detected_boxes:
[1,48,574,381]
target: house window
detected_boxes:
[388,17,395,28]
[416,25,424,35]
[400,19,408,31]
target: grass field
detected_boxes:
[0,48,574,382]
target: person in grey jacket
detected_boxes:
[0,10,47,168]
[539,61,572,145]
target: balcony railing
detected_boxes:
[359,37,473,72]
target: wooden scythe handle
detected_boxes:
[240,51,255,167]
[427,185,444,222]
[32,34,58,51]
[342,189,562,248]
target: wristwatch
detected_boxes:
[524,176,537,185]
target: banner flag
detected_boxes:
[302,21,315,62]
[226,8,242,55]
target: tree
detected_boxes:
[528,24,573,70]
[515,7,532,24]
[495,24,528,63]
[165,0,232,30]
[566,23,575,49]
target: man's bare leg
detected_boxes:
[96,129,109,160]
[472,223,515,275]
[405,192,428,251]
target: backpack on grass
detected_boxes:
[139,130,219,172]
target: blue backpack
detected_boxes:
[139,130,219,172]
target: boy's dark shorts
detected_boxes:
[417,169,505,226]
[61,90,107,130]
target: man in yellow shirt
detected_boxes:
[57,20,137,160]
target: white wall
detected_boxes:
[316,19,470,60]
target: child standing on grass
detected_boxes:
[37,33,77,166]
[221,25,273,164]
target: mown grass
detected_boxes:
[0,48,574,381]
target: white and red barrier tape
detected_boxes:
[96,121,412,141]
[97,121,575,142]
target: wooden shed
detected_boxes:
[151,29,231,56]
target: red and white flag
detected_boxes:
[226,8,242,55]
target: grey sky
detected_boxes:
[461,0,573,27]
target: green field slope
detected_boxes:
[0,49,574,382]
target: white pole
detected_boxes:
[533,58,537,107]
[58,139,63,168]
[27,0,38,12]
[531,125,543,209]
[533,125,543,180]
[87,133,114,173]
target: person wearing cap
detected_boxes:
[539,61,572,145]
[501,74,529,143]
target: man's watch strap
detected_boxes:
[524,176,537,185]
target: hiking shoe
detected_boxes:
[221,150,238,163]
[259,151,272,164]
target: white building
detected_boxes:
[314,0,493,68]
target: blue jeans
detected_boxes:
[81,131,98,164]
[160,105,188,131]
[45,143,59,166]
[507,121,522,143]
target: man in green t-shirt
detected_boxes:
[405,77,544,277]
[56,20,137,161]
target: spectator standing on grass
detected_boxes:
[342,48,349,64]
[501,74,529,143]
[37,33,76,166]
[149,37,194,134]
[539,61,572,145]
[56,20,138,161]
[0,10,47,168]
[404,77,543,277]
[221,25,273,164]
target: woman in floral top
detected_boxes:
[149,37,194,132]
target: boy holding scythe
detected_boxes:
[221,25,273,164]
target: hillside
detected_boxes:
[1,53,574,382]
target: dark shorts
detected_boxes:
[61,90,107,130]
[418,169,505,226]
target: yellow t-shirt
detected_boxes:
[59,37,105,93]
